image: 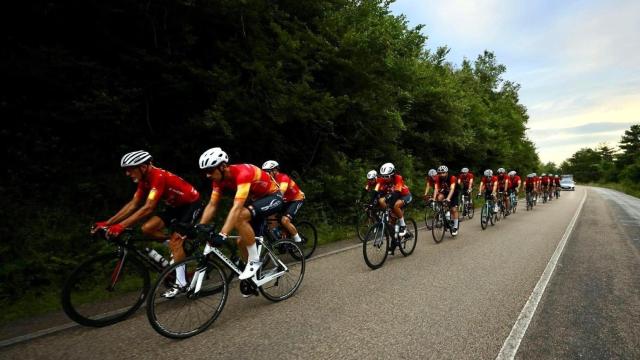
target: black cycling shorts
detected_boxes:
[247,193,284,233]
[283,200,304,220]
[158,199,203,231]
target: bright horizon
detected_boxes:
[390,0,639,165]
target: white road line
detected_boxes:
[496,189,588,360]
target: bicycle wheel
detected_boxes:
[467,201,475,219]
[424,206,435,230]
[292,221,317,260]
[259,240,305,301]
[431,211,446,243]
[363,223,389,269]
[480,204,489,230]
[399,218,418,256]
[146,256,228,339]
[61,253,149,327]
[355,207,375,242]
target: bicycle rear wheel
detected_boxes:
[480,204,489,230]
[292,221,317,260]
[399,218,417,256]
[432,212,446,243]
[467,201,475,219]
[61,253,149,327]
[146,256,228,339]
[259,240,305,301]
[355,207,376,242]
[424,206,435,230]
[363,223,388,269]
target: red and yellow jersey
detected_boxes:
[135,167,200,207]
[458,172,474,187]
[436,175,457,194]
[365,179,377,191]
[376,174,410,196]
[211,164,279,201]
[509,175,521,189]
[481,176,498,189]
[496,174,509,191]
[274,172,305,202]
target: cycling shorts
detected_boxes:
[158,199,203,231]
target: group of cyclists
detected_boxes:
[93,149,306,298]
[363,164,564,237]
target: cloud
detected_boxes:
[528,122,635,139]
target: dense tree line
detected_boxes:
[1,0,539,301]
[561,124,640,184]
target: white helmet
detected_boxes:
[428,169,437,177]
[262,160,279,170]
[121,150,152,168]
[380,163,395,176]
[532,172,537,176]
[497,167,506,174]
[367,170,377,180]
[437,165,448,173]
[199,147,229,169]
[527,173,534,178]
[508,170,516,176]
[541,173,546,176]
[461,167,469,173]
[484,169,493,177]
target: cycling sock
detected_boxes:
[293,233,302,242]
[247,243,259,263]
[176,264,187,287]
[453,219,459,228]
[398,217,406,227]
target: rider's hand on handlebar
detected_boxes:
[91,221,109,234]
[106,224,125,239]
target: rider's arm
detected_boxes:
[118,191,161,228]
[199,192,221,224]
[446,181,455,201]
[492,181,498,195]
[424,182,431,197]
[219,183,251,235]
[107,194,143,225]
[478,181,484,193]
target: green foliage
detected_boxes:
[1,0,539,313]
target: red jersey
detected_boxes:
[525,177,535,188]
[509,175,521,189]
[458,172,474,187]
[554,177,561,185]
[211,164,279,201]
[376,174,410,196]
[541,176,550,185]
[135,167,200,207]
[481,176,498,191]
[496,174,509,191]
[365,179,377,191]
[426,177,435,187]
[274,172,305,202]
[436,175,457,194]
[534,176,540,184]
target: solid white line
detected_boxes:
[496,189,588,360]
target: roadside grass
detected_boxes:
[586,182,640,199]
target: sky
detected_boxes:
[389,0,640,165]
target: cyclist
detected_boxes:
[94,150,202,298]
[532,172,539,204]
[524,173,535,207]
[433,165,459,236]
[198,147,283,282]
[540,173,550,201]
[457,167,474,216]
[496,168,511,215]
[478,169,498,213]
[554,175,561,197]
[261,160,304,243]
[423,169,438,200]
[508,170,521,210]
[375,163,412,237]
[362,169,381,206]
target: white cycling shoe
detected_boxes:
[238,260,262,280]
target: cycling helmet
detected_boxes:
[541,173,546,176]
[555,174,559,178]
[497,167,506,174]
[199,147,229,169]
[121,150,152,168]
[380,163,395,176]
[428,169,437,177]
[508,170,516,176]
[484,169,493,177]
[437,165,448,173]
[262,160,279,171]
[532,172,537,177]
[461,167,469,173]
[527,173,534,178]
[367,170,377,180]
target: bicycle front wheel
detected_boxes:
[259,240,305,301]
[399,218,418,256]
[480,204,489,230]
[61,253,149,327]
[355,208,375,242]
[293,220,317,260]
[432,212,446,243]
[424,206,435,230]
[363,223,388,269]
[467,201,475,219]
[146,256,228,339]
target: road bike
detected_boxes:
[432,200,459,243]
[355,199,380,242]
[61,226,201,327]
[266,215,317,259]
[526,190,534,211]
[479,194,498,230]
[459,191,475,220]
[362,207,417,270]
[509,191,518,214]
[424,198,437,230]
[496,192,507,219]
[146,225,305,339]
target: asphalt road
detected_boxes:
[1,186,638,360]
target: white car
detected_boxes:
[560,175,575,191]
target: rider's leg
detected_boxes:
[141,216,168,240]
[281,215,300,242]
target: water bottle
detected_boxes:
[445,211,451,221]
[146,248,169,268]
